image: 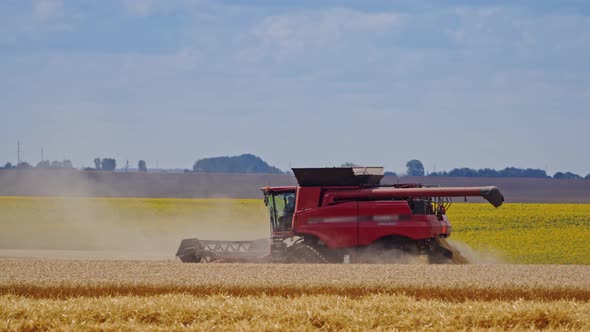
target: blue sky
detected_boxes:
[1,0,589,175]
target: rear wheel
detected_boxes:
[428,238,463,264]
[427,249,453,264]
[357,237,419,263]
[286,244,328,263]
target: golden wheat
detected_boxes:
[1,259,589,300]
[2,294,588,331]
[0,259,590,330]
[1,259,589,331]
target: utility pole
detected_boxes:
[41,148,44,163]
[17,141,21,165]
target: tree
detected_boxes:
[17,162,32,169]
[51,161,63,168]
[62,160,74,169]
[586,173,590,180]
[94,158,101,170]
[3,162,14,169]
[341,162,359,167]
[384,171,397,177]
[193,154,282,174]
[101,158,117,171]
[405,159,424,176]
[553,171,582,179]
[430,166,549,178]
[448,167,478,177]
[36,160,51,169]
[138,160,147,172]
[477,168,499,177]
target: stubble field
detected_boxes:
[1,197,589,330]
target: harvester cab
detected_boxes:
[177,166,504,264]
[262,187,296,234]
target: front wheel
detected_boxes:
[429,238,468,264]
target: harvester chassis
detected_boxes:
[176,236,456,264]
[176,238,270,263]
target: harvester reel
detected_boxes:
[195,250,218,263]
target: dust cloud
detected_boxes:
[0,171,269,260]
[444,239,506,264]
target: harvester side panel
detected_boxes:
[294,201,359,248]
[357,201,441,245]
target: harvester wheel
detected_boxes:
[286,244,328,263]
[427,251,453,264]
[428,238,469,264]
[357,237,418,264]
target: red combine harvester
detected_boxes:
[177,167,504,264]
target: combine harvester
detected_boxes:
[177,167,504,264]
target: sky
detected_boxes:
[1,0,589,175]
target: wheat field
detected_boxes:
[1,259,589,331]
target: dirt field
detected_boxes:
[1,258,589,330]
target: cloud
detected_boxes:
[32,0,63,22]
[121,0,210,17]
[121,0,166,16]
[241,8,403,62]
